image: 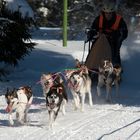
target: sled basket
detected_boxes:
[85,34,112,70]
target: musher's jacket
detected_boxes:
[90,12,128,42]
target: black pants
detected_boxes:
[108,39,122,66]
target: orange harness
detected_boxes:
[99,14,122,32]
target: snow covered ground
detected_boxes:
[0,28,140,140]
[5,0,34,18]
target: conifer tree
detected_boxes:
[0,1,36,77]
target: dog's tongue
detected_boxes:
[5,105,11,113]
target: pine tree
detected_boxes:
[0,2,36,78]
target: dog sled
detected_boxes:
[85,34,112,80]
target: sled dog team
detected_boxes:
[5,59,122,128]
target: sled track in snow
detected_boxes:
[58,110,113,140]
[14,104,140,140]
[42,109,140,140]
[21,108,112,139]
[30,109,118,140]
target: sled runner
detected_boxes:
[85,34,112,70]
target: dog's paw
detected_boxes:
[16,120,26,126]
[48,122,57,130]
[74,105,79,110]
[62,111,66,116]
[80,106,85,112]
[48,125,53,130]
[9,120,14,126]
[89,102,93,107]
[53,122,58,126]
[74,105,80,111]
[9,115,14,126]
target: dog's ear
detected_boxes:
[5,88,9,97]
[113,64,121,69]
[41,74,46,80]
[65,70,74,79]
[108,59,112,62]
[25,86,30,92]
[46,73,52,80]
[12,88,17,97]
[118,67,122,75]
[54,74,63,84]
[59,76,63,83]
[75,59,81,68]
[12,88,17,93]
[57,87,63,95]
[79,70,83,76]
[114,67,122,76]
[24,86,32,100]
[81,65,89,74]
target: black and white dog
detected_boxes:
[5,86,33,125]
[46,84,68,128]
[66,60,93,112]
[40,73,68,128]
[97,60,122,103]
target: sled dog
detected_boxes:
[5,86,33,125]
[46,84,68,128]
[66,59,93,112]
[40,72,68,128]
[97,60,122,103]
[40,73,63,97]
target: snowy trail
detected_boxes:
[33,102,140,140]
[50,109,110,140]
[1,100,140,140]
[0,83,140,140]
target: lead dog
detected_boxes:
[5,86,33,125]
[40,73,68,128]
[97,60,122,103]
[46,84,68,128]
[66,59,93,112]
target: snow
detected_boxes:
[5,0,34,18]
[38,7,49,17]
[0,28,140,140]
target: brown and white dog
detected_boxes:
[40,73,63,97]
[5,86,33,125]
[65,59,93,112]
[40,73,68,128]
[97,60,122,103]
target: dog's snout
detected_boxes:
[52,99,55,103]
[105,71,108,74]
[7,100,10,105]
[45,81,49,86]
[74,80,77,85]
